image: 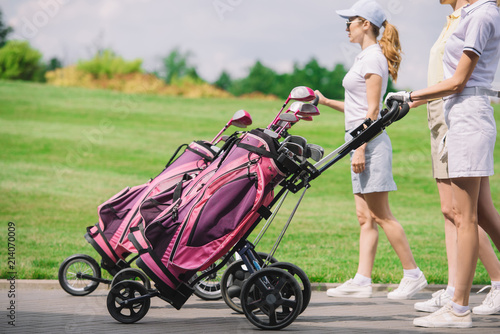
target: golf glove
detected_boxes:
[385,91,412,106]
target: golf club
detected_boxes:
[210,109,252,144]
[306,143,324,162]
[267,86,315,129]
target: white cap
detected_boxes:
[336,0,387,28]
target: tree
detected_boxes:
[0,9,13,48]
[46,57,63,72]
[162,48,200,84]
[0,40,42,81]
[214,70,232,91]
[229,60,277,96]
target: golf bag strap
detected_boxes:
[237,143,278,160]
[165,144,188,167]
[173,174,191,203]
[186,144,213,162]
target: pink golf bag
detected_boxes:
[129,129,287,308]
[85,141,217,275]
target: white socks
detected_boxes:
[445,286,455,298]
[353,273,372,286]
[403,267,422,280]
[451,301,469,313]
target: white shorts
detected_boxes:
[345,130,397,194]
[444,95,496,178]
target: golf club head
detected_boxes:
[263,128,280,139]
[297,103,320,117]
[306,143,324,162]
[297,115,313,121]
[282,135,307,149]
[279,113,299,123]
[229,109,252,128]
[279,142,304,157]
[287,101,304,114]
[276,120,292,129]
[289,86,316,102]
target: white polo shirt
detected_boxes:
[342,43,388,130]
[443,0,500,88]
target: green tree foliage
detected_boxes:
[0,9,13,48]
[214,70,232,91]
[0,40,43,81]
[160,48,205,84]
[46,57,63,72]
[77,49,142,78]
[162,48,202,84]
[227,59,348,100]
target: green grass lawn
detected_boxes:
[1,80,499,285]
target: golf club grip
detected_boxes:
[395,103,410,121]
[312,95,319,106]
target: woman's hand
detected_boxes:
[314,90,326,105]
[351,146,366,174]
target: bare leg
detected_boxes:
[436,179,456,287]
[354,194,379,278]
[450,177,481,307]
[363,191,418,270]
[477,177,500,252]
[477,177,500,281]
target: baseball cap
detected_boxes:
[336,0,387,28]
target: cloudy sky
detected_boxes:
[2,0,499,91]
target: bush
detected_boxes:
[0,40,43,81]
[77,49,142,78]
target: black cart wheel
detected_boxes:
[107,281,150,324]
[192,254,236,300]
[221,252,277,313]
[111,268,151,290]
[268,262,311,314]
[58,254,101,296]
[240,267,303,330]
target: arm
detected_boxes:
[411,50,479,102]
[352,73,383,174]
[314,90,345,112]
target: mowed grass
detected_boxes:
[1,80,499,284]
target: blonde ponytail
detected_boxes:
[378,21,402,82]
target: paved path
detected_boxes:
[1,281,499,333]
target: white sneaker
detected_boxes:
[414,289,452,312]
[413,303,472,328]
[326,279,372,298]
[387,273,428,300]
[472,285,500,315]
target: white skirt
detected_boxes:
[345,130,397,194]
[444,95,496,178]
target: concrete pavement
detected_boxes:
[1,280,499,333]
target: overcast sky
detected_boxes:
[2,0,500,91]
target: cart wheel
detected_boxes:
[268,262,311,314]
[221,260,249,313]
[256,252,278,267]
[58,254,101,296]
[193,254,236,300]
[221,253,277,313]
[107,281,150,324]
[241,267,303,330]
[111,268,151,290]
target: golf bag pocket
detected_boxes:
[98,184,150,240]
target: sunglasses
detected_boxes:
[346,19,364,29]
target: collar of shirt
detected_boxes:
[462,0,496,17]
[355,43,380,61]
[449,7,462,20]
